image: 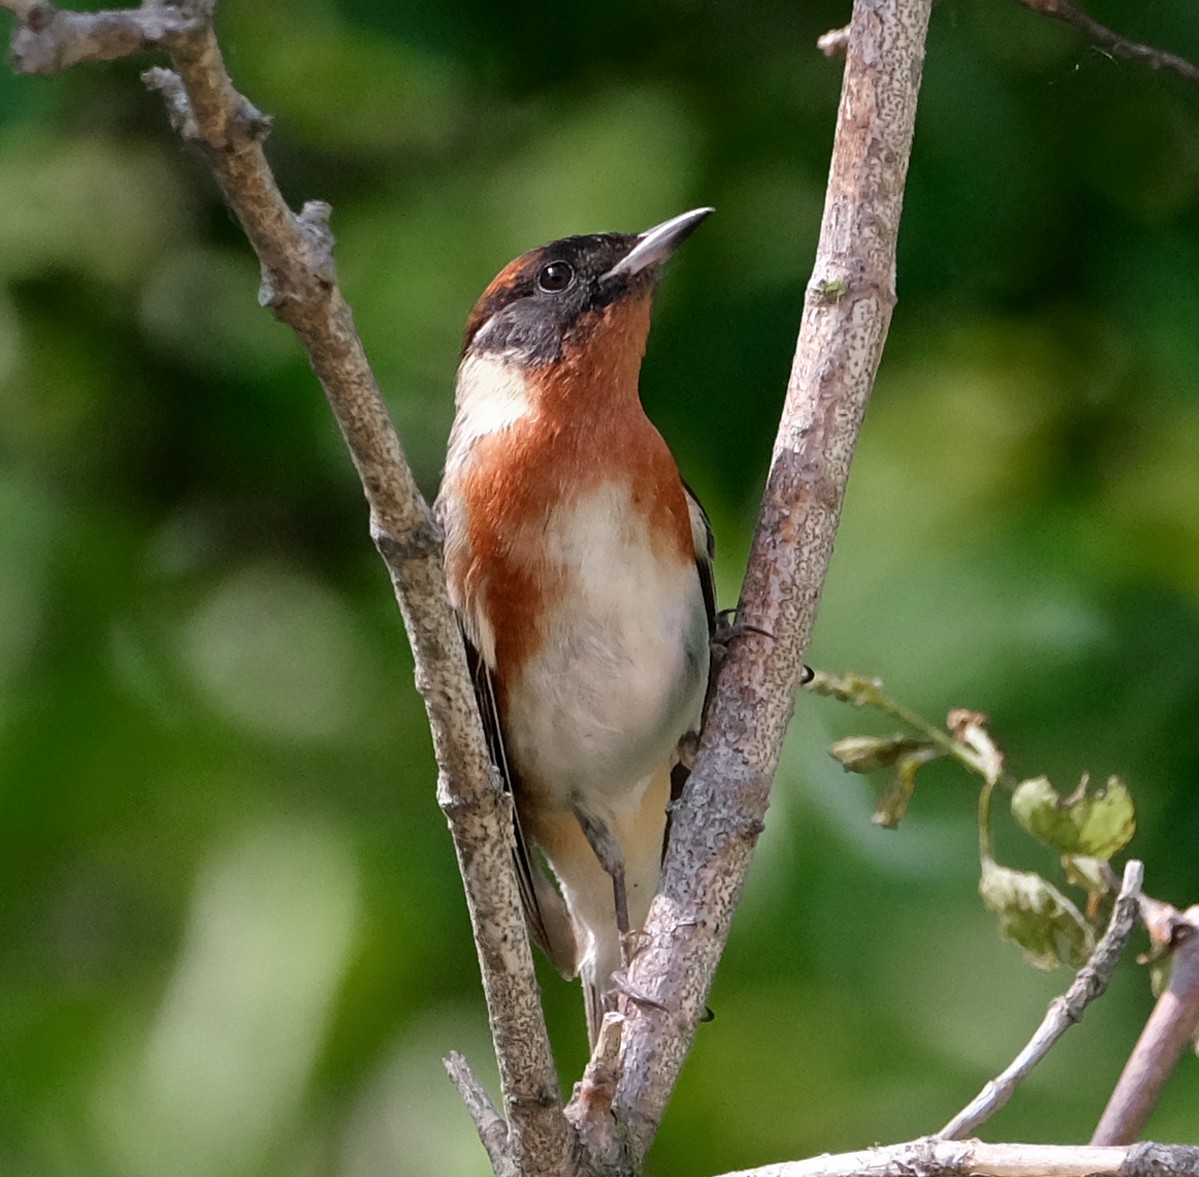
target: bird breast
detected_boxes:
[439,351,708,809]
[501,481,709,808]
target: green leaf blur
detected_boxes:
[2,0,1198,1173]
[1011,775,1137,860]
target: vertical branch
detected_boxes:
[596,0,935,1162]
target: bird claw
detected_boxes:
[711,608,774,666]
[676,729,700,771]
[620,925,652,967]
[712,609,814,683]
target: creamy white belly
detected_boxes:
[502,483,708,810]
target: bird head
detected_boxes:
[461,208,713,373]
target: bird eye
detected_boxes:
[537,261,575,293]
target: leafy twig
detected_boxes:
[808,671,1004,781]
[814,671,1199,1139]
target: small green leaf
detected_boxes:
[1012,777,1076,851]
[1079,776,1137,858]
[873,747,940,829]
[829,733,928,774]
[979,858,1095,970]
[1011,775,1136,860]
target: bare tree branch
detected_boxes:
[569,1013,626,1163]
[10,5,1199,1177]
[830,0,1199,79]
[1092,901,1199,1146]
[0,3,572,1173]
[1013,0,1199,85]
[445,1052,513,1177]
[713,1137,1199,1177]
[939,859,1145,1140]
[6,0,205,72]
[573,0,935,1165]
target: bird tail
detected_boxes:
[583,965,605,1047]
[581,960,610,1048]
[580,928,624,1047]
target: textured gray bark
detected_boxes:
[715,1138,1199,1177]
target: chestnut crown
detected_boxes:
[462,207,712,364]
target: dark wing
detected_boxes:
[460,629,577,978]
[670,481,719,806]
[684,480,718,645]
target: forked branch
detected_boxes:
[819,0,1199,84]
[939,860,1144,1140]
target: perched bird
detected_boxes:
[436,209,716,1044]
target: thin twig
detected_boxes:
[444,1052,512,1177]
[817,24,850,59]
[588,0,936,1165]
[4,0,205,73]
[0,3,572,1173]
[1014,0,1199,85]
[714,1137,1199,1177]
[939,859,1144,1140]
[1092,901,1199,1145]
[805,671,1003,780]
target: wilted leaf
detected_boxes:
[1012,777,1075,851]
[829,733,929,774]
[873,747,940,829]
[1012,775,1136,860]
[979,858,1095,970]
[948,709,1003,784]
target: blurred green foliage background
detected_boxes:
[2,0,1198,1173]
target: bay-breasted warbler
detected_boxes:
[436,209,716,1044]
